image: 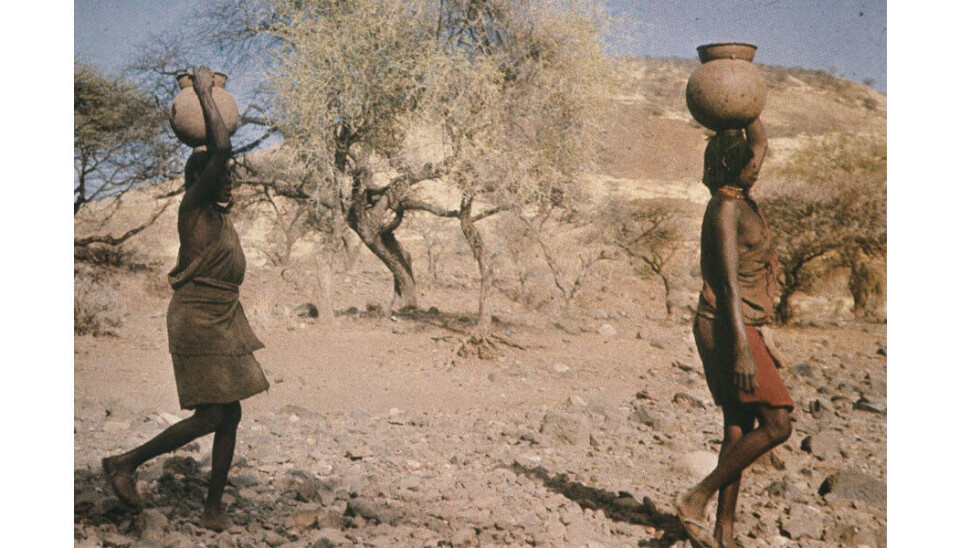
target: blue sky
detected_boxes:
[74,0,887,92]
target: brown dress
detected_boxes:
[694,191,793,409]
[166,208,269,409]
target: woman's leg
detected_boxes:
[200,401,241,531]
[713,405,756,547]
[679,404,792,524]
[103,404,232,507]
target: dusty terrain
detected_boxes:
[74,58,887,547]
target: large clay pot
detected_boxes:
[685,43,766,131]
[170,72,240,147]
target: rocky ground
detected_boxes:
[74,265,886,548]
[74,57,886,547]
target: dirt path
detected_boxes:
[74,268,886,547]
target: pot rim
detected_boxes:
[175,72,229,88]
[696,42,758,63]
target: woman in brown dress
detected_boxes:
[102,66,269,532]
[676,117,793,548]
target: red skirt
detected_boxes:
[693,315,794,409]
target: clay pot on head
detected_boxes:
[685,43,766,131]
[170,72,240,147]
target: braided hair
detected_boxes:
[702,129,755,192]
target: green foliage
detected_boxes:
[74,63,178,213]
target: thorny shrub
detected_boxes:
[760,132,886,323]
[75,265,124,336]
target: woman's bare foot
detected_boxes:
[675,492,718,548]
[200,506,230,532]
[102,456,145,508]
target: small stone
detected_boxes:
[294,303,320,318]
[628,406,657,428]
[672,392,706,409]
[853,396,886,415]
[540,412,589,446]
[134,509,169,542]
[807,398,833,419]
[552,362,573,377]
[674,451,717,479]
[800,430,845,460]
[779,504,825,540]
[598,324,617,337]
[287,510,319,530]
[819,469,886,508]
[791,362,815,377]
[318,510,345,529]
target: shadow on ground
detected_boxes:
[512,462,690,546]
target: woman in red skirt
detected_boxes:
[676,117,793,548]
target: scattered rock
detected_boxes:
[755,448,787,470]
[853,395,886,415]
[318,510,345,529]
[294,303,320,318]
[540,412,589,446]
[819,469,886,508]
[826,523,883,546]
[671,392,706,409]
[763,478,801,500]
[807,398,833,419]
[800,430,845,460]
[345,498,402,525]
[598,324,617,337]
[791,362,814,377]
[134,509,169,542]
[628,405,657,428]
[779,504,825,541]
[287,510,319,530]
[552,363,573,377]
[674,451,717,479]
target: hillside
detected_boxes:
[74,58,887,547]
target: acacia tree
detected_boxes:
[599,198,683,317]
[265,0,611,330]
[762,133,886,323]
[429,0,612,338]
[74,63,180,261]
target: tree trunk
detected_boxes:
[459,193,493,337]
[347,202,417,311]
[338,138,417,311]
[381,230,417,311]
[660,272,673,317]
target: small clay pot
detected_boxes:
[170,72,239,147]
[685,43,766,131]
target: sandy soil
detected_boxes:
[74,256,886,547]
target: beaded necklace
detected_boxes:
[717,185,746,200]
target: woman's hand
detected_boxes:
[733,347,757,394]
[191,66,215,94]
